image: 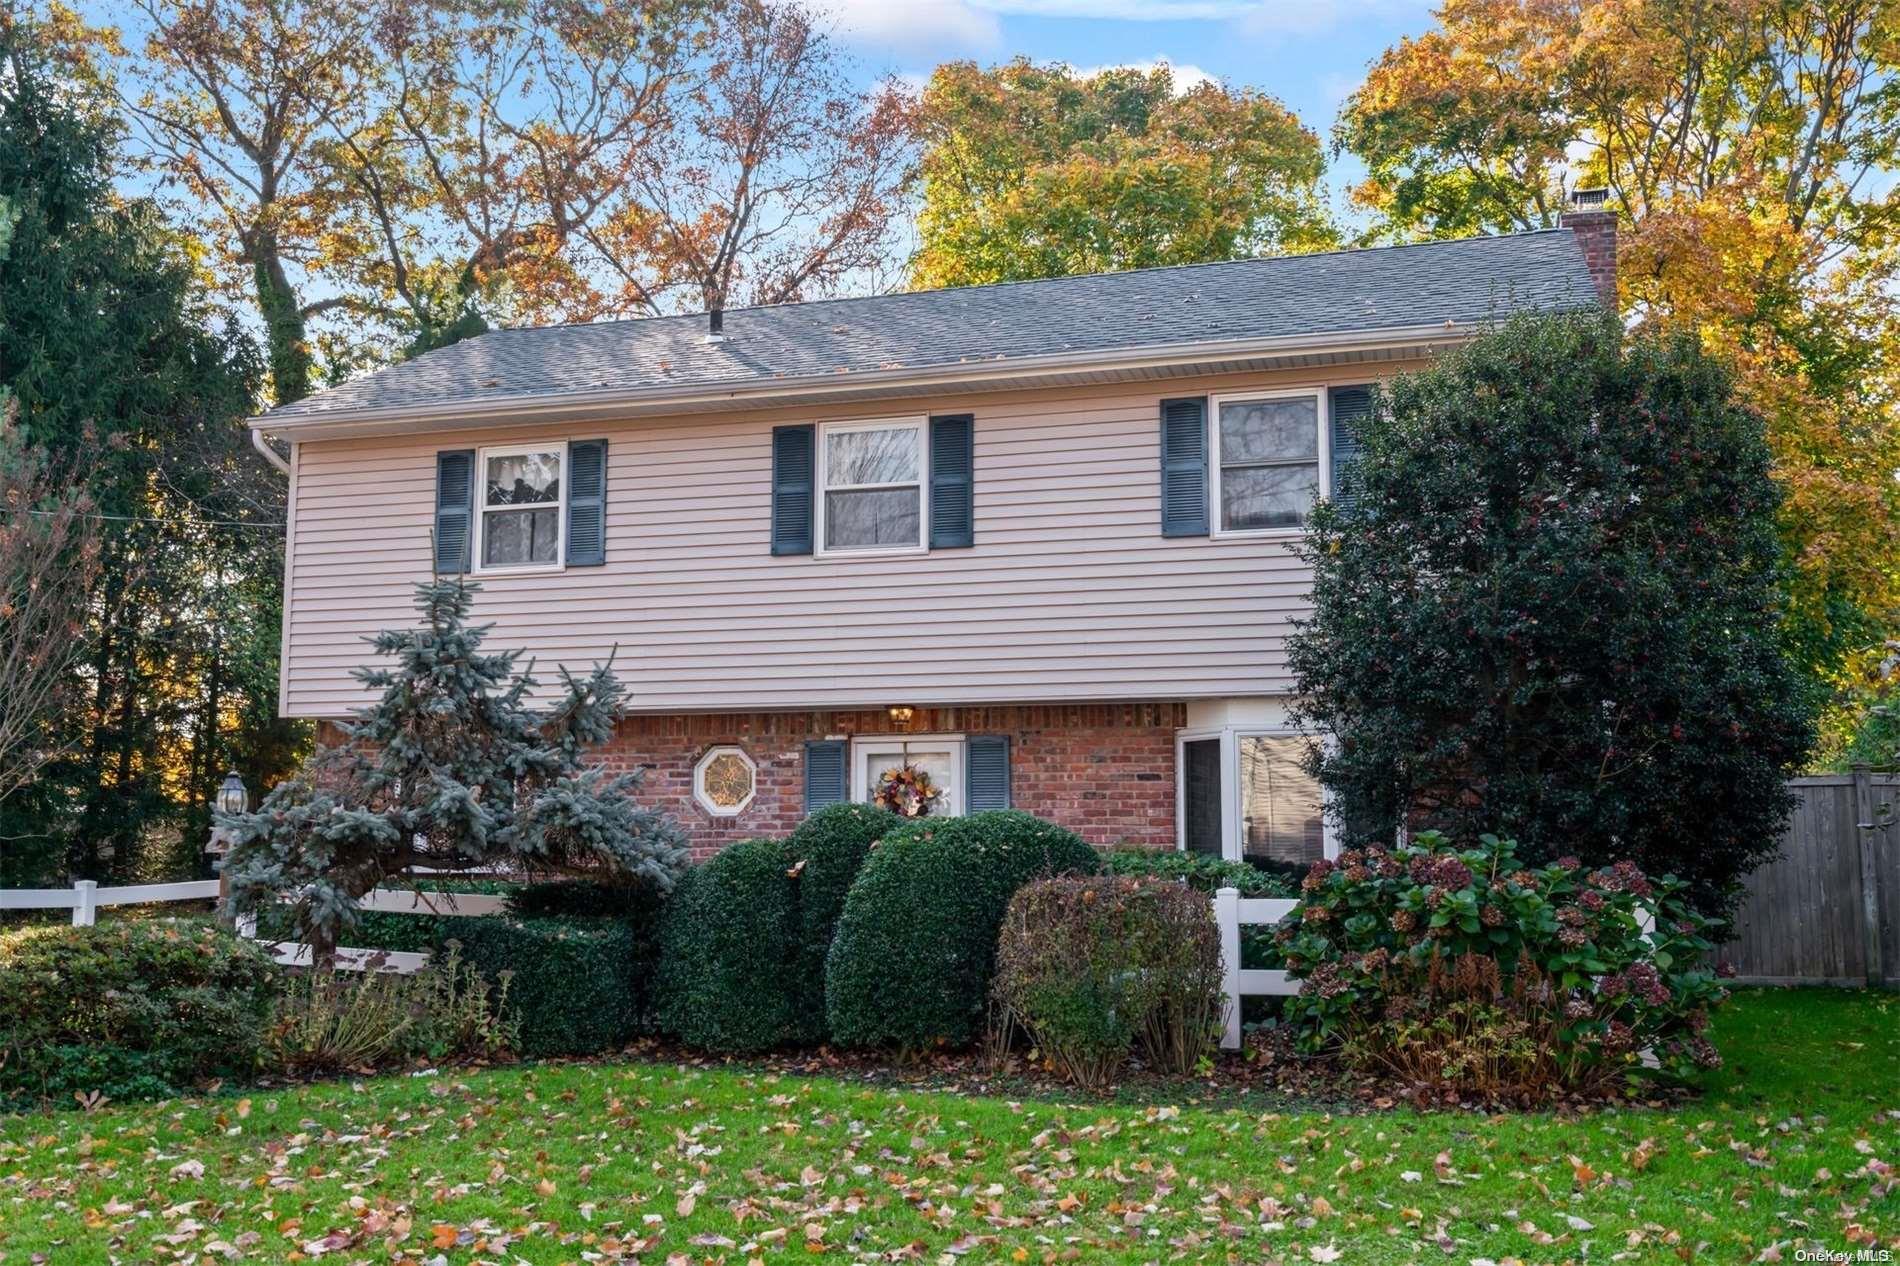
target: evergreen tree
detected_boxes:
[219,579,688,952]
[0,16,291,882]
[1288,314,1816,912]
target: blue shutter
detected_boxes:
[1159,397,1209,537]
[929,413,974,549]
[965,736,1011,811]
[1328,385,1373,514]
[566,439,608,566]
[434,449,475,574]
[772,425,815,556]
[804,739,848,811]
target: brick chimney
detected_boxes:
[1560,188,1617,306]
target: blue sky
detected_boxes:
[825,0,1440,220]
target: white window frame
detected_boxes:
[693,745,758,817]
[474,442,567,574]
[850,733,965,817]
[815,416,929,558]
[1175,726,1338,862]
[1208,388,1329,540]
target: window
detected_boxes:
[1177,728,1330,865]
[479,446,564,569]
[693,746,757,817]
[818,418,926,554]
[852,736,963,816]
[1211,390,1324,534]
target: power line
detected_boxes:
[0,506,284,531]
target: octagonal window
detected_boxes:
[694,746,757,817]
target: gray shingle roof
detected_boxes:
[264,228,1600,422]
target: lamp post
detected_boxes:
[207,770,247,926]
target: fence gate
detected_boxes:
[1716,768,1898,988]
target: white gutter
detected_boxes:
[247,321,1473,440]
[251,427,292,474]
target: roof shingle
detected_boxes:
[265,228,1600,421]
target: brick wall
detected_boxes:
[590,703,1185,860]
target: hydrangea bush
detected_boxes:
[1277,832,1729,1096]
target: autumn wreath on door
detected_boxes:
[873,762,944,818]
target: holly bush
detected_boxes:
[1277,832,1729,1097]
[1289,313,1814,912]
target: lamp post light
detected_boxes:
[207,770,247,925]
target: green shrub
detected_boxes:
[654,839,803,1051]
[263,944,516,1077]
[825,810,1100,1052]
[786,803,903,1036]
[454,916,642,1056]
[1279,832,1730,1098]
[994,876,1224,1089]
[1102,848,1297,897]
[507,876,662,920]
[0,919,278,1106]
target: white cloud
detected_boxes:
[967,0,1433,30]
[1067,58,1220,93]
[819,0,1003,55]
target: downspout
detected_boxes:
[251,428,292,475]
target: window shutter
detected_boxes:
[771,424,815,556]
[965,736,1011,811]
[928,413,974,549]
[804,739,848,811]
[1159,397,1209,537]
[434,449,475,574]
[1328,385,1373,513]
[566,439,608,566]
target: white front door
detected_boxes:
[852,736,966,817]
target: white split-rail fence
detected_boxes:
[1212,886,1301,1050]
[1,876,505,975]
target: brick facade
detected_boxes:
[591,703,1185,860]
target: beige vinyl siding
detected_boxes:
[280,364,1413,717]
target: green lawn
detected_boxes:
[2,989,1894,1264]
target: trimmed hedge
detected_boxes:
[654,839,803,1051]
[825,810,1100,1051]
[452,916,643,1057]
[1102,848,1297,897]
[786,803,903,1037]
[0,919,277,1106]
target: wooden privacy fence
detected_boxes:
[1717,768,1898,988]
[1212,887,1299,1050]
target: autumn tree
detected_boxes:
[1336,0,1900,751]
[312,0,701,352]
[117,0,377,405]
[911,59,1336,289]
[588,0,914,316]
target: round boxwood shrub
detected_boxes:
[654,838,803,1051]
[1102,847,1296,897]
[785,803,903,1038]
[0,919,278,1106]
[825,810,1100,1052]
[453,916,643,1057]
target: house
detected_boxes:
[254,209,1615,864]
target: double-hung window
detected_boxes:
[478,446,564,570]
[1178,728,1330,866]
[818,418,926,554]
[1211,390,1325,534]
